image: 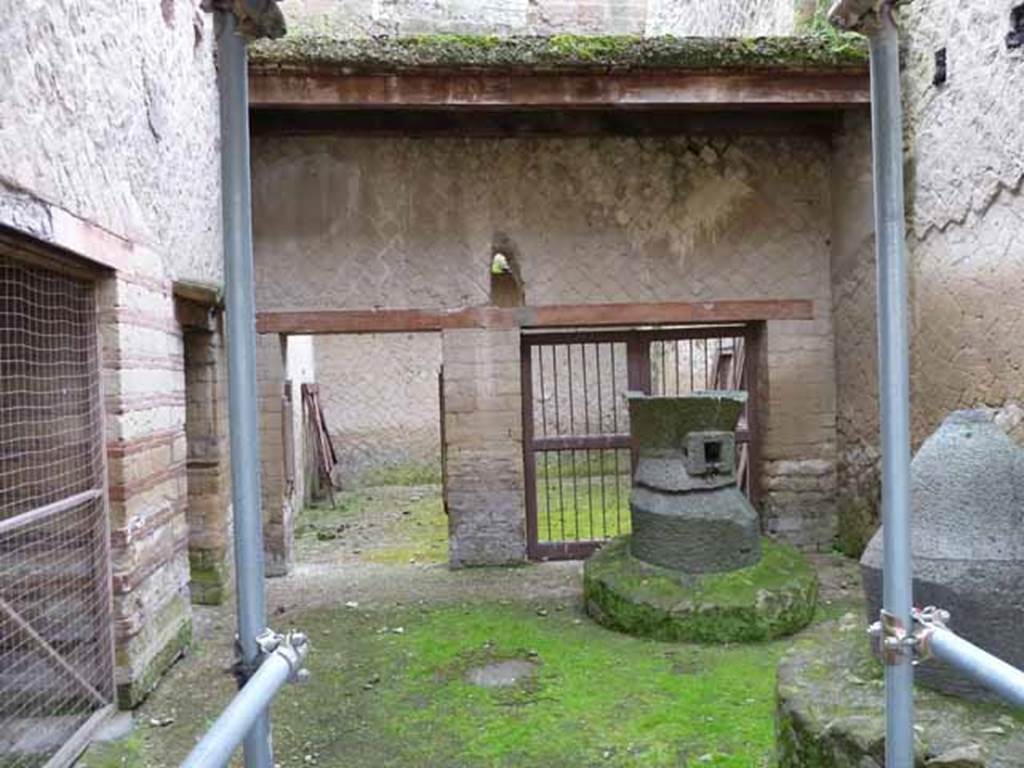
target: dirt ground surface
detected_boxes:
[78,486,864,768]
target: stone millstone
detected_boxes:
[583,536,817,643]
[628,392,761,573]
[861,410,1024,702]
[776,615,1024,767]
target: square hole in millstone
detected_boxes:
[703,441,722,464]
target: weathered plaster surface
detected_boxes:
[286,335,317,509]
[277,0,804,37]
[253,134,840,548]
[903,0,1024,439]
[0,0,222,284]
[829,0,1024,552]
[314,334,442,484]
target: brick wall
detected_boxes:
[101,274,193,707]
[442,327,527,566]
[257,333,316,575]
[180,299,232,605]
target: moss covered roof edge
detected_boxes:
[248,34,868,75]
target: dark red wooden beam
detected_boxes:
[255,299,813,335]
[249,71,869,111]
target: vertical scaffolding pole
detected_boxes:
[217,10,273,768]
[867,9,915,766]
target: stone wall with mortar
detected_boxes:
[180,301,233,606]
[282,0,809,37]
[314,334,442,485]
[252,134,841,551]
[442,327,527,566]
[1,1,224,706]
[829,1,1024,553]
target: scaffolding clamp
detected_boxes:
[868,606,950,665]
[234,628,311,685]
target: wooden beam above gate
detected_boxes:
[255,298,813,336]
[247,36,869,118]
[249,71,868,111]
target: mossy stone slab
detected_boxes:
[776,615,1024,767]
[583,536,818,643]
[249,34,869,75]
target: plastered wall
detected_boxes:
[253,134,841,551]
[830,1,1024,552]
[282,0,806,37]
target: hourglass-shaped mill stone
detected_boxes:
[861,409,1024,702]
[628,392,761,573]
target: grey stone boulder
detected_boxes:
[861,410,1024,702]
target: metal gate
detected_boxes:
[0,254,114,767]
[521,325,759,561]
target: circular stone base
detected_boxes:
[777,615,1024,767]
[583,536,818,643]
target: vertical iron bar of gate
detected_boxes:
[550,346,565,538]
[610,342,623,534]
[520,339,538,560]
[595,343,608,535]
[743,324,763,512]
[581,344,594,540]
[566,345,579,540]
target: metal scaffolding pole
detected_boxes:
[929,626,1024,709]
[181,633,309,768]
[216,8,272,768]
[830,2,914,766]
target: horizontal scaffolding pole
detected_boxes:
[0,488,102,536]
[929,627,1024,709]
[181,633,308,768]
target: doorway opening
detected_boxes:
[521,324,760,561]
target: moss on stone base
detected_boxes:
[583,536,818,643]
[776,616,1024,766]
[116,599,193,709]
[188,548,231,606]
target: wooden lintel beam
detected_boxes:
[249,71,869,111]
[256,299,813,336]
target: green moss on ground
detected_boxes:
[584,537,818,643]
[85,600,846,767]
[357,461,442,487]
[250,33,868,75]
[363,493,448,565]
[295,485,449,565]
[77,734,146,768]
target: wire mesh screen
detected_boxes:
[523,328,754,560]
[0,255,112,767]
